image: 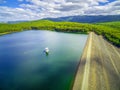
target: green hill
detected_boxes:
[0,20,120,47]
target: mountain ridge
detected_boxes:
[43,15,120,23]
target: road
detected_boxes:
[72,32,120,90]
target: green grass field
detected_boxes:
[0,20,120,47]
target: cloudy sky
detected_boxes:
[0,0,120,21]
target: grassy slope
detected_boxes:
[0,20,120,47]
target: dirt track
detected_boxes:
[72,32,120,90]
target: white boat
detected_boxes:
[44,47,49,53]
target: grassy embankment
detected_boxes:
[0,20,120,47]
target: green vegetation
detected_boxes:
[0,20,120,47]
[97,21,120,29]
[95,22,120,47]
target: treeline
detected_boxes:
[0,20,120,47]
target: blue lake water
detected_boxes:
[0,30,88,90]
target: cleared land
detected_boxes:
[72,32,120,90]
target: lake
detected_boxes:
[0,30,88,90]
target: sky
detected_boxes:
[0,0,120,21]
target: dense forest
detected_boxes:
[0,20,120,47]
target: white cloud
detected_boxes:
[0,0,120,21]
[0,6,41,21]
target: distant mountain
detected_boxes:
[43,15,120,23]
[7,20,28,24]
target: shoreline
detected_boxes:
[0,30,88,36]
[72,32,92,90]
